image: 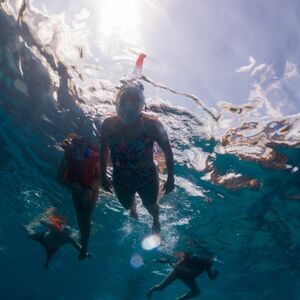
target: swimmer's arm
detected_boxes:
[206,267,219,280]
[100,119,113,192]
[100,119,110,181]
[151,120,175,190]
[57,156,67,185]
[39,218,58,230]
[153,257,175,267]
[174,258,190,272]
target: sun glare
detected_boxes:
[141,234,161,250]
[98,0,142,44]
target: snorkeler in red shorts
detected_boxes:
[57,134,100,259]
[100,83,174,234]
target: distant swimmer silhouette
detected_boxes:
[23,209,91,269]
[147,251,218,300]
[58,134,100,260]
[100,83,174,235]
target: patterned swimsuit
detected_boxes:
[108,118,158,190]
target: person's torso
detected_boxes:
[65,144,99,188]
[43,230,70,249]
[185,254,212,274]
[107,116,155,172]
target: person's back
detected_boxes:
[42,227,73,250]
[177,253,213,278]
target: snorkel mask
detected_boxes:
[116,83,145,126]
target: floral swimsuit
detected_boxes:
[108,118,157,190]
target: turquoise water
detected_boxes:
[1,3,300,300]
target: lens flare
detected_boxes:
[141,234,161,251]
[130,254,144,268]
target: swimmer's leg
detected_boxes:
[72,186,84,231]
[147,270,177,299]
[177,278,200,300]
[129,200,138,219]
[138,175,160,234]
[44,248,57,269]
[73,188,87,259]
[113,184,138,218]
[24,230,56,269]
[75,188,95,260]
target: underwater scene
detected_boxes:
[0,1,300,299]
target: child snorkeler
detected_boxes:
[23,208,91,269]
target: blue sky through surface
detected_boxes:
[22,0,300,115]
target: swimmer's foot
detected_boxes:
[176,290,200,300]
[152,221,161,235]
[129,203,139,219]
[146,291,152,299]
[211,270,219,280]
[78,250,88,260]
[147,285,159,299]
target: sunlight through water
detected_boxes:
[97,0,142,46]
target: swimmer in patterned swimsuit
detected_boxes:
[100,83,175,234]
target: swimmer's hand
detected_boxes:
[78,251,93,260]
[162,177,175,194]
[101,178,113,194]
[211,270,219,280]
[153,257,170,264]
[207,268,219,280]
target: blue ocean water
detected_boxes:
[1,3,300,300]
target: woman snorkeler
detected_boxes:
[100,83,174,235]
